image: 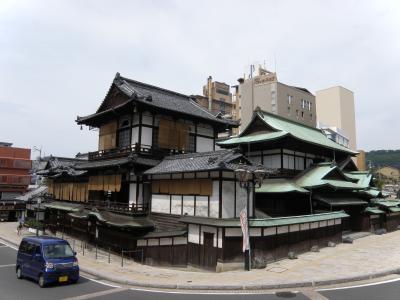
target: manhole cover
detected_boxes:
[275,291,297,298]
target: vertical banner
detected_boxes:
[239,208,249,253]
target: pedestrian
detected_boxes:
[17,222,22,236]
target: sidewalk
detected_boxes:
[2,222,400,290]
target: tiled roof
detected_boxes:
[75,155,160,170]
[144,149,249,175]
[77,73,238,127]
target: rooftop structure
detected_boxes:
[237,66,316,132]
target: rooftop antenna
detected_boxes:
[274,52,277,73]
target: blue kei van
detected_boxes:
[16,236,79,287]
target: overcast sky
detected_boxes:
[1,0,399,158]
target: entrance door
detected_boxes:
[202,232,217,270]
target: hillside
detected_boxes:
[366,150,400,169]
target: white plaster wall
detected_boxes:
[160,238,173,245]
[182,196,195,215]
[148,239,159,246]
[173,237,187,245]
[263,154,281,169]
[131,127,139,145]
[171,195,182,215]
[225,228,242,237]
[141,126,153,146]
[195,196,208,217]
[217,228,223,248]
[142,113,153,125]
[222,181,235,218]
[188,224,199,243]
[129,183,137,206]
[151,194,170,213]
[196,136,214,152]
[209,181,219,218]
[137,183,143,205]
[235,182,247,218]
[137,239,146,246]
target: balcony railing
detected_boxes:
[0,175,31,186]
[88,144,185,161]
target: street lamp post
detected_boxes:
[36,198,41,236]
[235,165,266,271]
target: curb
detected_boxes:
[2,236,400,291]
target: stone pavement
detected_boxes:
[1,222,400,290]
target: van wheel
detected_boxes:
[38,275,46,288]
[16,267,23,279]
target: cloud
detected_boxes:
[0,0,399,156]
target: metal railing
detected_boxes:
[85,200,148,214]
[88,143,187,161]
[54,231,145,266]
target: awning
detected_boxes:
[313,194,367,207]
[44,202,83,212]
[364,207,385,215]
[256,179,309,194]
[180,211,349,228]
[88,211,154,229]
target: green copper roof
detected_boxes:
[364,207,385,214]
[372,199,400,208]
[180,211,349,228]
[294,163,363,190]
[218,111,357,155]
[361,188,382,198]
[256,179,309,194]
[218,131,287,145]
[313,194,367,207]
[389,207,400,213]
[345,171,373,189]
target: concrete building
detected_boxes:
[237,66,316,132]
[315,86,357,151]
[192,76,234,117]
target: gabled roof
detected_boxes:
[144,149,251,175]
[218,110,357,155]
[344,171,373,189]
[77,73,238,127]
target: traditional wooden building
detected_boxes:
[42,78,385,272]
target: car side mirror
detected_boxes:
[73,251,77,256]
[34,253,41,260]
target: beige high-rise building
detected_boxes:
[237,66,316,131]
[315,86,357,151]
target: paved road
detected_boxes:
[1,239,399,299]
[0,240,308,299]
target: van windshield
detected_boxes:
[43,243,74,259]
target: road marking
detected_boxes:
[85,277,121,288]
[128,286,282,295]
[317,276,400,291]
[62,287,129,300]
[0,245,9,248]
[0,264,15,268]
[302,289,329,300]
